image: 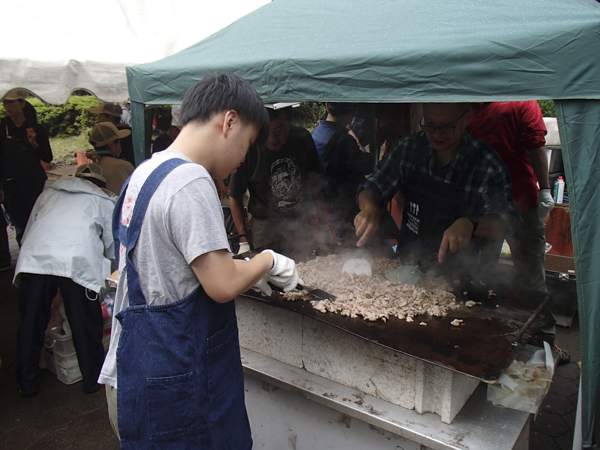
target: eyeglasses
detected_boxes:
[420,110,469,135]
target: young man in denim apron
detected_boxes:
[98,73,302,448]
[354,103,520,267]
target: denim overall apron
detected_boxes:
[397,143,481,263]
[113,158,252,449]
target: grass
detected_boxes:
[49,133,91,169]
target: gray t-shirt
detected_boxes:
[99,150,230,388]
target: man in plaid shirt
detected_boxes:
[355,103,520,264]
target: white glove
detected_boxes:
[537,189,554,221]
[252,274,273,296]
[262,249,303,292]
[237,241,251,255]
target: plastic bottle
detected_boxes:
[554,176,565,204]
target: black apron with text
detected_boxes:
[113,158,251,449]
[398,149,481,262]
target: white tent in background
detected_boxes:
[1,0,270,105]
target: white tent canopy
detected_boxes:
[1,0,270,105]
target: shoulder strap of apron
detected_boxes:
[5,120,32,139]
[112,158,188,306]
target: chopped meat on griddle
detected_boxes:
[283,255,458,323]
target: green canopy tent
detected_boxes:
[127,0,600,445]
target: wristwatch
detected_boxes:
[468,217,479,235]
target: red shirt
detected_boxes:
[467,101,547,213]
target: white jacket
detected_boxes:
[14,177,117,293]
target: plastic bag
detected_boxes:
[487,342,554,414]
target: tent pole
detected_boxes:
[130,102,154,166]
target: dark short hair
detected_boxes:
[181,73,270,145]
[326,102,357,117]
[267,106,294,122]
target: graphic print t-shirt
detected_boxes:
[228,126,323,219]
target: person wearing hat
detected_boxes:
[89,122,134,195]
[0,88,53,245]
[14,163,116,396]
[89,102,135,166]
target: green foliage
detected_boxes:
[0,96,104,138]
[293,102,326,131]
[32,96,100,137]
[538,100,555,117]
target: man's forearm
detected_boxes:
[358,188,382,212]
[35,132,53,163]
[354,188,384,247]
[529,146,550,189]
[472,214,508,241]
[228,196,247,240]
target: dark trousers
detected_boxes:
[17,274,104,394]
[4,198,36,245]
[2,175,45,246]
[0,211,10,266]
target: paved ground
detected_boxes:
[530,316,581,449]
[0,229,582,449]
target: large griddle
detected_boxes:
[239,265,548,383]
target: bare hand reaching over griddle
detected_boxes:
[437,217,474,262]
[355,189,383,247]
